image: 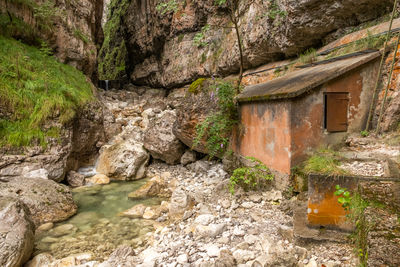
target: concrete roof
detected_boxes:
[237,51,381,102]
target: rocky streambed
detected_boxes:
[33,180,161,262]
[1,87,362,267]
[26,160,359,267]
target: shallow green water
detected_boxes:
[34,180,161,261]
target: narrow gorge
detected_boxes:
[0,0,399,267]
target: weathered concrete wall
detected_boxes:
[290,89,324,166]
[236,59,379,175]
[323,60,379,132]
[234,101,292,175]
[307,174,358,230]
[290,60,379,167]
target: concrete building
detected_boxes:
[234,51,381,175]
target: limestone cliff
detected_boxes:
[0,0,104,79]
[99,0,394,87]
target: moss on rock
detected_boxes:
[98,0,130,80]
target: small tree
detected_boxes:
[215,0,249,92]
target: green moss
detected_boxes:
[178,33,184,42]
[98,0,130,80]
[200,52,207,64]
[73,29,90,44]
[188,78,207,94]
[0,36,94,147]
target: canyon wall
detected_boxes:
[99,0,394,87]
[0,0,104,79]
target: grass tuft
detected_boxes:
[303,148,347,175]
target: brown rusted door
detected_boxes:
[326,93,349,132]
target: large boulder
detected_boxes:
[0,197,35,267]
[144,110,185,164]
[0,177,77,226]
[96,126,150,180]
[173,86,218,154]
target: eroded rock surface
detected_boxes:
[96,131,150,180]
[0,197,35,267]
[0,100,105,182]
[173,87,218,154]
[0,0,104,78]
[100,0,393,88]
[0,177,77,226]
[144,110,185,164]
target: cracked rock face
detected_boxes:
[0,0,104,78]
[0,177,77,227]
[0,197,35,267]
[144,110,185,165]
[102,0,393,88]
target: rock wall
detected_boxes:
[99,0,394,88]
[0,0,104,79]
[0,100,106,182]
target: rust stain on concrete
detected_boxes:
[307,190,348,227]
[234,102,292,174]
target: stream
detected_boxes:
[33,180,161,261]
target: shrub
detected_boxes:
[156,0,179,15]
[229,157,274,194]
[193,80,238,158]
[335,186,370,266]
[193,24,210,48]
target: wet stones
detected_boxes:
[66,171,85,187]
[128,175,171,200]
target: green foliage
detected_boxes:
[299,48,317,65]
[188,78,207,94]
[33,0,61,32]
[0,13,38,44]
[335,187,370,266]
[0,36,93,147]
[334,185,352,210]
[214,0,227,5]
[1,0,61,46]
[73,29,90,44]
[304,148,347,175]
[39,41,53,56]
[156,0,179,15]
[98,0,130,80]
[267,0,287,20]
[360,130,369,137]
[193,80,238,158]
[229,157,274,194]
[193,24,210,48]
